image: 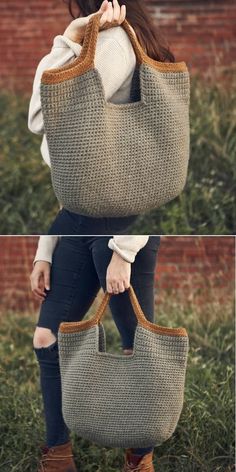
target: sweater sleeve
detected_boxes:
[33,235,149,266]
[28,27,134,137]
[27,35,82,136]
[108,236,149,263]
[33,236,59,265]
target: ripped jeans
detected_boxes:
[34,236,160,454]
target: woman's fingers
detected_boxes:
[106,252,131,294]
[124,278,130,290]
[106,1,113,22]
[30,272,38,292]
[99,0,109,13]
[30,262,51,301]
[112,282,120,294]
[106,279,118,294]
[31,281,46,300]
[106,279,126,294]
[106,281,113,293]
[99,0,126,28]
[33,288,46,301]
[44,269,50,291]
[119,3,126,23]
[118,280,125,293]
[31,273,45,297]
[112,0,120,21]
[107,280,117,293]
[112,0,126,24]
[100,5,112,27]
[111,281,119,294]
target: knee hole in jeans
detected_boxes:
[123,349,133,355]
[33,327,57,349]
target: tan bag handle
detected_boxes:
[79,12,146,67]
[93,284,147,324]
[78,12,188,72]
[41,10,187,84]
[59,284,188,337]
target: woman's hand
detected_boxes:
[63,0,126,44]
[106,251,131,294]
[30,261,51,301]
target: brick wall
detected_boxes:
[0,236,234,313]
[0,0,235,93]
[148,0,236,77]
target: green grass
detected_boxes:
[0,300,234,471]
[0,76,235,234]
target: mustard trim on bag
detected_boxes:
[41,13,188,85]
[59,285,188,337]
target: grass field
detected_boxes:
[0,76,235,234]
[0,299,234,472]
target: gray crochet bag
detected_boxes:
[40,12,190,218]
[58,285,189,448]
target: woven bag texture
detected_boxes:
[40,13,190,218]
[58,286,189,448]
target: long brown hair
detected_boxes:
[63,0,175,62]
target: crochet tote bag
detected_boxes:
[40,12,190,218]
[58,285,189,448]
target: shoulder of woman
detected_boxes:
[98,24,136,60]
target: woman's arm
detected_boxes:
[30,236,59,300]
[108,236,149,263]
[33,235,149,266]
[28,22,135,136]
[30,260,51,301]
[106,251,131,294]
[31,234,150,299]
[106,236,149,293]
[33,236,59,264]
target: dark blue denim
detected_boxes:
[47,207,139,236]
[34,236,160,455]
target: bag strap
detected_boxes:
[93,284,147,324]
[59,284,188,337]
[79,12,145,68]
[59,285,146,335]
[41,10,188,85]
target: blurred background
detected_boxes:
[0,236,235,471]
[0,0,235,234]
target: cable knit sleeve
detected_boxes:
[33,236,59,265]
[108,236,149,263]
[28,27,134,138]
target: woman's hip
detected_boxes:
[47,208,138,235]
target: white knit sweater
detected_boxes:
[34,236,149,264]
[28,19,137,166]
